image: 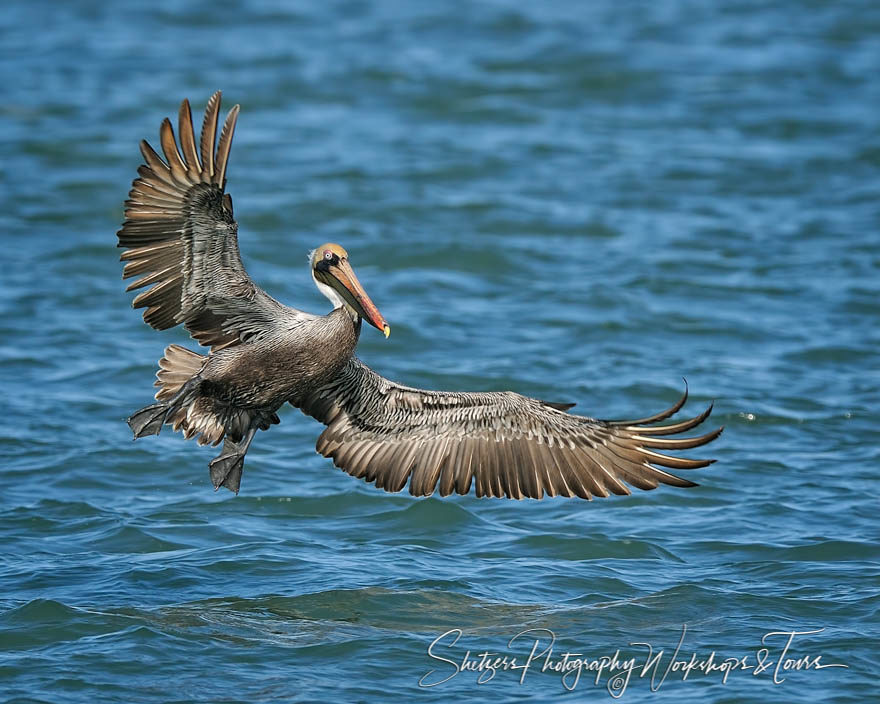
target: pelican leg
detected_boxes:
[209,424,258,494]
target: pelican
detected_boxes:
[118,92,722,498]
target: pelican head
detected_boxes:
[311,243,390,337]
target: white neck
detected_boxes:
[312,271,348,311]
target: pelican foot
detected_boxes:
[209,452,245,494]
[127,403,168,439]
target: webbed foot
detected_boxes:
[209,451,245,494]
[127,403,168,439]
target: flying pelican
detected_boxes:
[118,92,722,498]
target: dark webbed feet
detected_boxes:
[128,377,202,440]
[210,451,245,494]
[127,403,168,439]
[209,426,257,495]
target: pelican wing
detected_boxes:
[117,92,289,350]
[297,359,722,500]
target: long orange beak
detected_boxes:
[325,259,390,337]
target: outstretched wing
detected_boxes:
[296,359,723,500]
[117,92,290,350]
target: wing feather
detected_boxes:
[200,92,220,179]
[296,359,722,501]
[453,436,477,495]
[159,118,189,184]
[177,99,202,178]
[117,92,299,350]
[214,104,240,187]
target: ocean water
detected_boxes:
[1,1,877,701]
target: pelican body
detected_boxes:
[119,93,722,498]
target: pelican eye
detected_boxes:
[323,250,333,260]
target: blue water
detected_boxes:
[1,1,878,701]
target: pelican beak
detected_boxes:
[324,259,390,337]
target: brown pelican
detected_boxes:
[118,92,722,498]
